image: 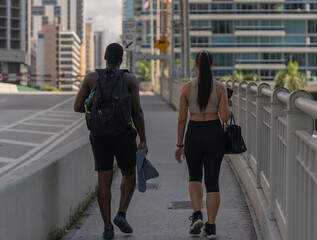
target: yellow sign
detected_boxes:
[154,36,170,53]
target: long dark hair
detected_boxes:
[196,50,213,111]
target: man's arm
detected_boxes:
[74,72,97,113]
[126,73,148,153]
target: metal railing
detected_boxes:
[161,77,317,240]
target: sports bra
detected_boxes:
[188,78,219,114]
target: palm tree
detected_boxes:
[274,60,307,91]
[221,70,261,82]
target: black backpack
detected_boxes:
[85,69,132,136]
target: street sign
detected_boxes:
[122,21,136,51]
[154,36,170,53]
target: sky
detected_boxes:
[86,0,122,42]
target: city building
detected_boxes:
[94,30,109,69]
[85,22,94,73]
[0,0,31,75]
[36,24,81,90]
[131,0,317,81]
[31,0,85,43]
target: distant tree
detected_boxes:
[274,60,307,91]
[221,70,261,82]
[136,60,151,82]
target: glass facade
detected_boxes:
[186,0,317,80]
[133,0,317,81]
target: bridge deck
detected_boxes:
[62,93,257,240]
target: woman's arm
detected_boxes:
[217,83,231,123]
[177,84,189,145]
[175,83,189,163]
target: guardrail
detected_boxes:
[161,77,317,240]
[0,73,83,91]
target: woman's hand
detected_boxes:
[174,147,185,164]
[228,99,233,108]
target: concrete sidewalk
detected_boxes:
[62,93,257,240]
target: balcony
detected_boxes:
[190,27,212,37]
[234,59,286,70]
[234,26,286,36]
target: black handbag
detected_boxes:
[223,112,247,154]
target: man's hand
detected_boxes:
[174,147,185,164]
[138,142,148,154]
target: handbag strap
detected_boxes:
[229,111,236,125]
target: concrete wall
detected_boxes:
[0,136,97,240]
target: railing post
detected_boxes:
[269,87,289,220]
[285,90,313,240]
[238,81,248,129]
[169,77,173,104]
[255,83,270,187]
[231,80,240,120]
[246,82,257,168]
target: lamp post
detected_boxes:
[180,0,190,78]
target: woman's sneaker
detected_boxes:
[189,211,204,234]
[203,222,216,239]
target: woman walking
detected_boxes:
[174,50,231,239]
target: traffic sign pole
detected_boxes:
[122,21,136,51]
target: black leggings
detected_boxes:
[184,119,225,193]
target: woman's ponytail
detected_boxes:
[196,51,213,111]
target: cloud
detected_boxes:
[85,0,122,42]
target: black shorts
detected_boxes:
[89,125,137,171]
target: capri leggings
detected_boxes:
[184,119,225,193]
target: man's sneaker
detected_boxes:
[189,211,204,234]
[103,227,114,240]
[203,222,216,239]
[114,214,133,233]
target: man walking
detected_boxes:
[74,43,147,239]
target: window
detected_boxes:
[213,21,232,34]
[308,20,317,33]
[61,41,73,45]
[8,63,20,73]
[11,40,20,49]
[42,16,48,26]
[31,6,44,15]
[54,6,60,16]
[0,40,6,48]
[285,53,306,66]
[43,0,57,5]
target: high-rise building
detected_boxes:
[36,24,81,90]
[94,30,109,69]
[132,0,317,81]
[0,0,31,74]
[31,0,85,44]
[85,22,94,73]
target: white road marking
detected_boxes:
[0,96,74,133]
[0,157,15,163]
[38,113,79,119]
[51,110,78,114]
[4,129,55,135]
[0,118,85,174]
[0,139,38,147]
[20,122,68,128]
[33,117,74,122]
